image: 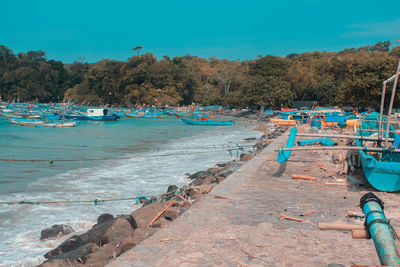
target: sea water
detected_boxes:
[0,116,261,266]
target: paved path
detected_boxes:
[108,131,400,267]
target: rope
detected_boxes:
[0,197,149,206]
[0,146,253,163]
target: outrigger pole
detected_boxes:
[296,133,395,142]
[379,60,400,149]
[276,128,400,163]
[277,146,400,153]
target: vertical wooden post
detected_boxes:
[385,60,400,148]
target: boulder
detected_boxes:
[151,217,171,228]
[216,176,225,183]
[167,185,178,193]
[40,224,74,241]
[197,184,215,194]
[130,202,163,228]
[44,217,135,259]
[188,187,202,197]
[240,153,253,161]
[44,235,84,259]
[129,228,157,244]
[163,207,179,221]
[207,167,225,174]
[43,243,98,265]
[201,175,217,185]
[84,243,117,266]
[117,214,137,229]
[188,170,209,180]
[117,234,140,254]
[82,217,134,247]
[219,169,233,178]
[189,174,217,186]
[97,213,114,225]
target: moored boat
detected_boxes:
[65,108,118,121]
[181,118,234,126]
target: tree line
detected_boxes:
[0,41,399,108]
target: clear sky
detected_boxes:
[2,0,400,63]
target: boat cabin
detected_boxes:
[87,108,109,116]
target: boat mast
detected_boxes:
[384,60,400,149]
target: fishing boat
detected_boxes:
[41,121,76,127]
[9,118,45,127]
[65,108,119,121]
[276,61,400,192]
[181,118,234,126]
[355,60,400,192]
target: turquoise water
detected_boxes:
[0,117,207,194]
[0,116,261,266]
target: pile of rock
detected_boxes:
[39,200,187,266]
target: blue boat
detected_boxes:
[181,118,234,126]
[356,112,400,192]
[65,108,119,121]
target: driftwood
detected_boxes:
[147,200,177,228]
[352,229,400,239]
[280,213,313,225]
[318,222,365,231]
[291,174,317,181]
[324,183,346,186]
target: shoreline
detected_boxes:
[37,111,279,266]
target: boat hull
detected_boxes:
[64,115,118,121]
[360,151,400,192]
[181,118,234,125]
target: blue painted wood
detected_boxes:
[277,127,297,163]
[181,118,234,126]
[360,151,400,192]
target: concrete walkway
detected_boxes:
[108,131,400,266]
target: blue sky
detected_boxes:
[2,0,400,63]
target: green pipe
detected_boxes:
[360,192,400,266]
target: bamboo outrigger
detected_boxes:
[276,60,400,192]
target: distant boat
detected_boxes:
[181,118,234,126]
[9,118,76,127]
[9,118,44,127]
[41,121,76,127]
[65,108,118,121]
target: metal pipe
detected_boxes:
[360,193,400,266]
[385,60,400,148]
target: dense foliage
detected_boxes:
[0,41,399,108]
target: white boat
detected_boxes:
[9,118,44,127]
[41,121,76,127]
